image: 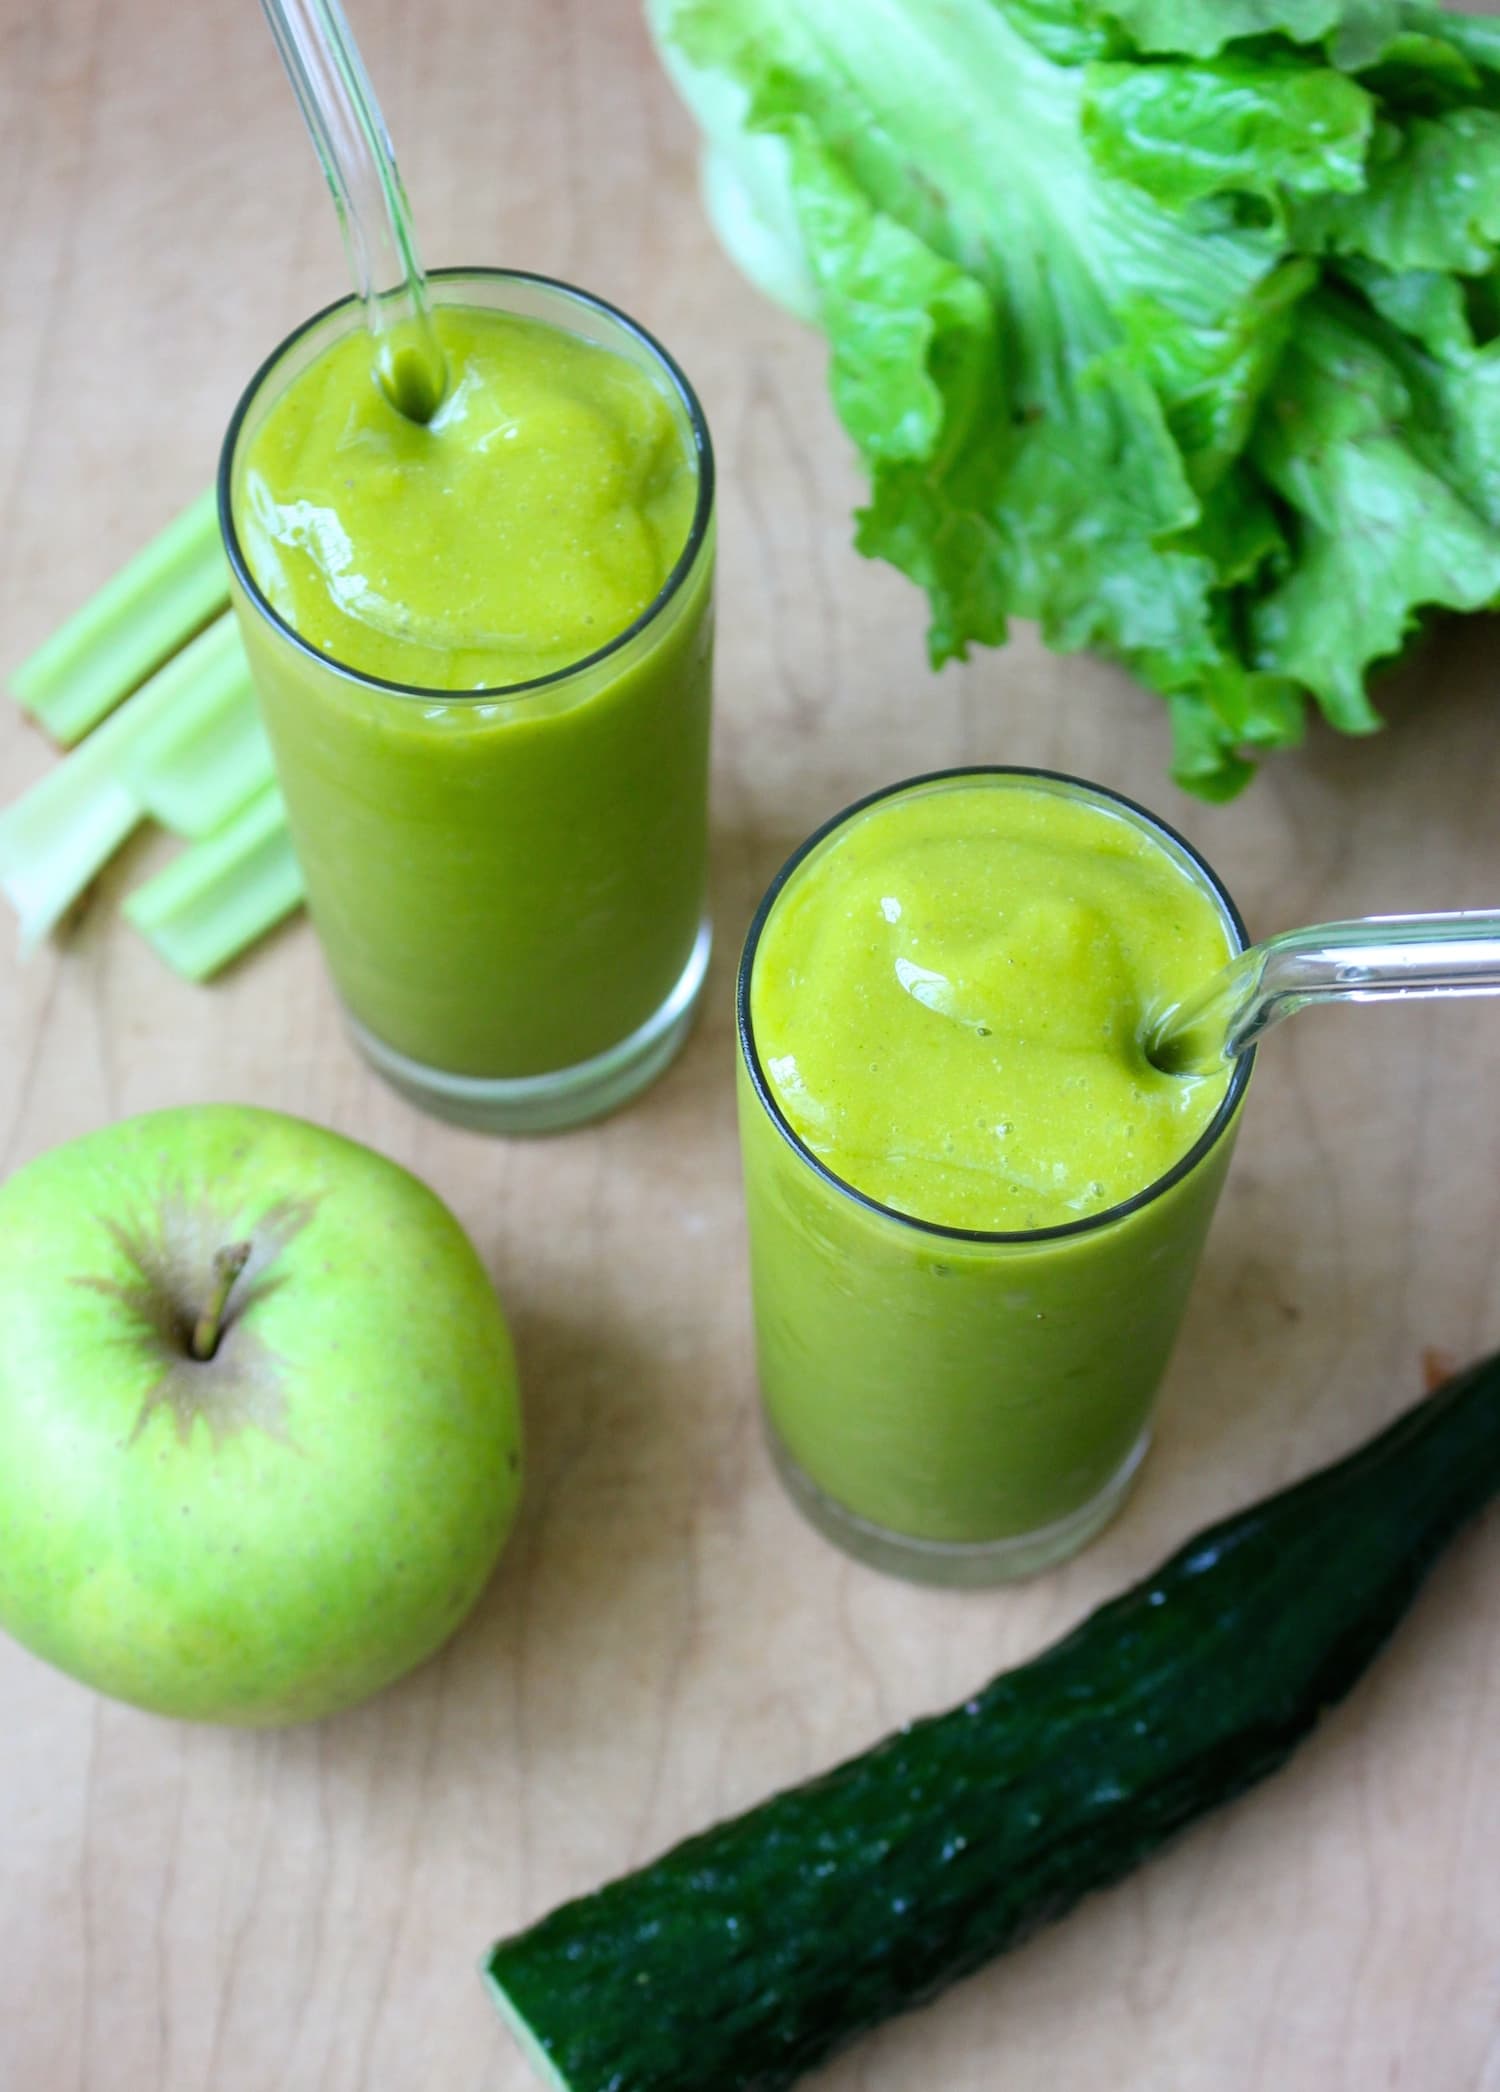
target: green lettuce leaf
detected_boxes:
[1291,107,1500,269]
[1095,0,1403,67]
[1334,254,1480,355]
[1083,55,1375,204]
[1250,295,1500,726]
[1117,254,1316,492]
[1398,6,1500,76]
[650,0,1500,797]
[1356,28,1486,105]
[1357,300,1500,525]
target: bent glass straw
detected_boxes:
[1149,911,1500,1076]
[258,0,448,422]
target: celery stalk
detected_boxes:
[138,692,275,841]
[0,660,193,949]
[10,489,228,745]
[0,612,269,947]
[0,739,139,950]
[117,616,274,839]
[123,784,303,982]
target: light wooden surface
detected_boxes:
[3,5,1499,2087]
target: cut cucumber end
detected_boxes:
[482,1963,575,2092]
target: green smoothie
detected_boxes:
[737,771,1248,1580]
[223,273,714,1122]
[239,306,697,690]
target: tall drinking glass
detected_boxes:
[737,768,1252,1586]
[220,269,715,1134]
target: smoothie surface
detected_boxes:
[238,306,697,690]
[751,780,1235,1232]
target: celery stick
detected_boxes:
[0,744,139,950]
[137,692,275,841]
[10,489,228,746]
[0,611,264,946]
[123,784,304,982]
[0,671,183,949]
[117,615,274,839]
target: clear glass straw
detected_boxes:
[1148,911,1500,1076]
[258,0,447,422]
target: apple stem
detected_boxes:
[190,1242,253,1361]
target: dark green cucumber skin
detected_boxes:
[487,1358,1500,2092]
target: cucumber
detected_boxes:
[486,1356,1500,2092]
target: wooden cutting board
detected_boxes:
[1,3,1496,2086]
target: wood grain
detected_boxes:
[1,4,1498,2088]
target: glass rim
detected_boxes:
[736,764,1255,1248]
[216,265,716,707]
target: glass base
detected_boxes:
[347,919,711,1135]
[766,1423,1151,1587]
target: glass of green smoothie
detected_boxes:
[737,767,1253,1585]
[220,269,715,1133]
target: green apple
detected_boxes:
[0,1104,522,1725]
